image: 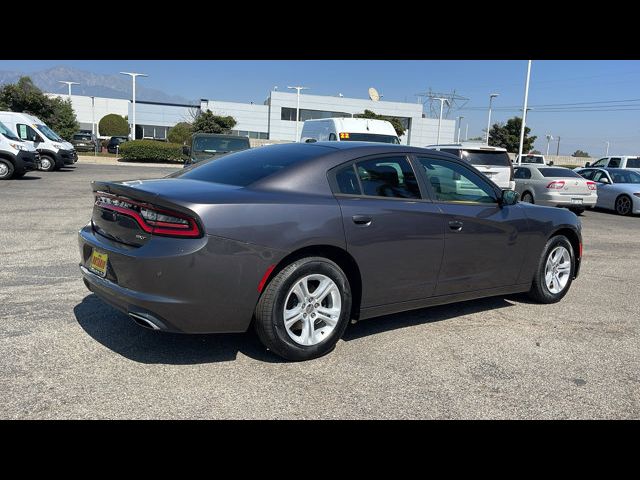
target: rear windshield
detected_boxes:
[340,133,400,144]
[521,155,544,163]
[626,158,640,168]
[73,134,92,141]
[462,150,511,166]
[171,144,323,186]
[538,168,581,178]
[192,136,250,153]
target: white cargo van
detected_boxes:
[300,118,400,144]
[425,143,515,190]
[0,120,40,179]
[0,111,77,171]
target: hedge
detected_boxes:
[118,140,184,162]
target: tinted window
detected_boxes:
[608,157,621,168]
[462,150,511,166]
[328,133,336,141]
[355,156,420,199]
[521,155,544,164]
[333,164,361,195]
[577,169,595,180]
[417,157,497,204]
[192,137,250,153]
[171,144,324,187]
[626,158,640,168]
[340,133,400,144]
[609,170,640,184]
[538,168,581,178]
[441,148,461,157]
[73,134,92,141]
[591,158,607,167]
[514,168,531,179]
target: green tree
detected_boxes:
[467,136,483,141]
[99,114,129,136]
[168,122,193,144]
[354,109,406,137]
[192,110,236,134]
[0,76,79,140]
[530,149,542,154]
[488,117,537,153]
[572,149,590,158]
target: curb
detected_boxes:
[77,155,182,168]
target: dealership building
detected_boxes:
[48,90,455,145]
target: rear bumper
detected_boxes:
[536,192,597,208]
[78,223,284,333]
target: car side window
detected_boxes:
[328,133,337,141]
[578,169,595,180]
[333,164,361,195]
[591,158,607,167]
[16,123,39,141]
[416,156,497,204]
[355,156,421,199]
[608,157,621,168]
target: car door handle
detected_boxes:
[352,215,372,226]
[448,220,463,231]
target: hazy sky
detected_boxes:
[3,60,639,156]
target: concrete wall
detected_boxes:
[129,102,196,128]
[201,100,269,135]
[508,153,592,167]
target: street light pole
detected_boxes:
[556,136,561,156]
[434,97,448,145]
[456,116,464,143]
[91,96,96,156]
[287,86,309,142]
[120,72,148,140]
[486,93,499,145]
[516,61,532,165]
[58,81,79,101]
[465,123,469,141]
[545,134,553,155]
[605,140,610,156]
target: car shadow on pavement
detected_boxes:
[74,294,282,364]
[343,296,515,341]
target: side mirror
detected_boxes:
[548,160,554,166]
[501,189,519,206]
[182,145,191,155]
[585,162,591,167]
[599,177,610,184]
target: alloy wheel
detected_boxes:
[616,196,631,215]
[544,246,571,294]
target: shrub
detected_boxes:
[99,114,129,136]
[118,140,184,162]
[168,122,193,144]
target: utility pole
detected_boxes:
[287,85,309,142]
[434,97,448,144]
[456,116,464,143]
[91,96,96,156]
[465,123,469,141]
[556,136,561,156]
[120,72,148,140]
[605,140,610,156]
[516,61,532,165]
[545,134,553,155]
[486,93,499,145]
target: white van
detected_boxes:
[300,118,400,144]
[0,111,77,171]
[0,120,40,179]
[425,143,515,190]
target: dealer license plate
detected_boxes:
[89,250,108,277]
[571,198,583,205]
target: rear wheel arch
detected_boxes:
[261,245,362,321]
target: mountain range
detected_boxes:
[0,66,194,105]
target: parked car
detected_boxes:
[425,143,515,190]
[183,133,250,167]
[301,118,400,144]
[0,111,77,171]
[515,153,552,165]
[106,136,129,154]
[584,155,640,170]
[514,165,597,215]
[71,132,97,152]
[575,167,640,215]
[79,142,582,361]
[0,120,40,179]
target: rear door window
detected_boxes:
[626,158,640,168]
[354,156,421,199]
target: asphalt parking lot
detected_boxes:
[1,163,638,419]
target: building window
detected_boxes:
[230,130,268,139]
[281,107,351,122]
[142,125,167,140]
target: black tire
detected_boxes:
[0,159,15,180]
[570,207,585,215]
[521,192,534,204]
[527,235,575,304]
[615,194,633,216]
[254,256,352,361]
[39,155,57,172]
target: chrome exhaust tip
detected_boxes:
[129,312,161,330]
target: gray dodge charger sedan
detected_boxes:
[78,142,583,361]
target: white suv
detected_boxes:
[425,143,515,190]
[586,156,640,171]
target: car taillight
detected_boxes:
[587,181,597,191]
[94,192,201,238]
[546,180,565,189]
